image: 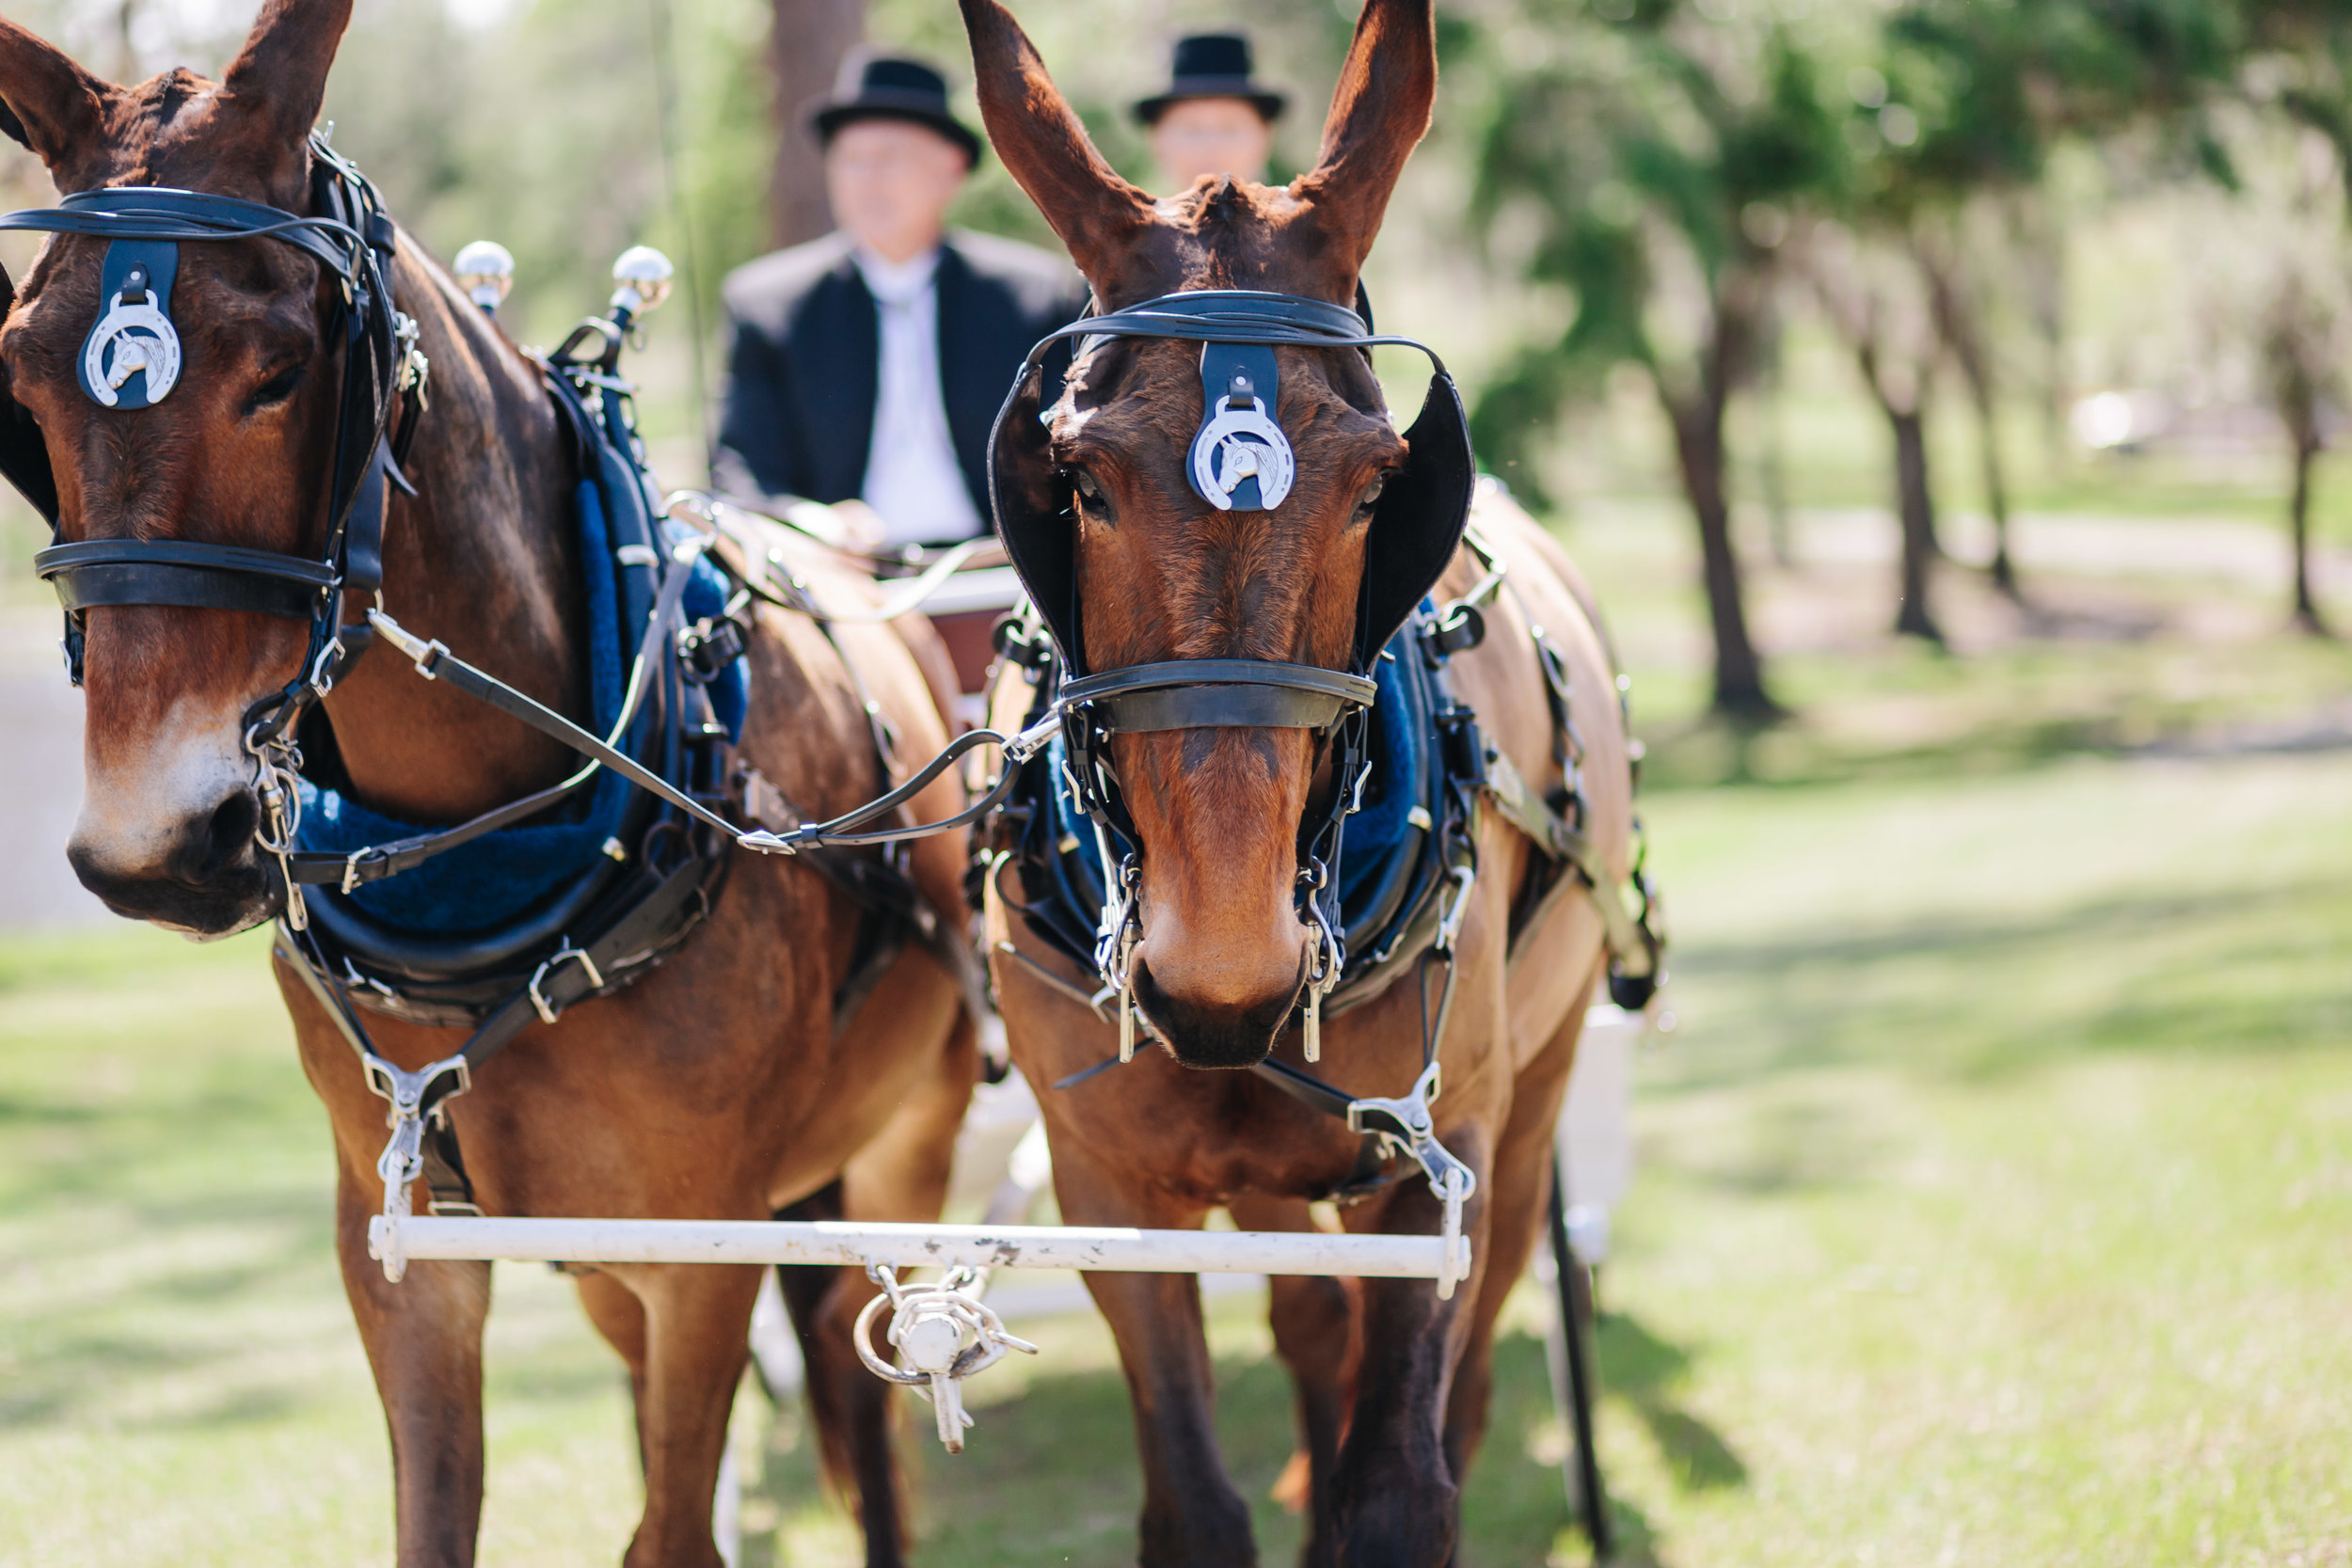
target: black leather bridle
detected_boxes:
[0,135,421,730]
[0,135,425,930]
[984,288,1476,1056]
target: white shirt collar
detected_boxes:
[853,244,943,306]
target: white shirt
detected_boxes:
[854,245,986,546]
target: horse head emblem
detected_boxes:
[78,247,183,409]
[1186,375,1295,512]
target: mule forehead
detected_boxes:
[1055,340,1397,670]
[1114,179,1355,306]
[48,66,292,198]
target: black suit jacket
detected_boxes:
[712,230,1084,526]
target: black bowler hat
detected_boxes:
[1133,33,1287,126]
[806,52,984,166]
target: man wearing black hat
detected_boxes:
[1136,33,1287,191]
[714,53,1083,548]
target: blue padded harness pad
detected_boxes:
[295,468,744,936]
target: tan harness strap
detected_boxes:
[1478,748,1657,978]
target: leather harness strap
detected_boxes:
[1480,748,1656,969]
[39,537,342,619]
[1059,660,1378,734]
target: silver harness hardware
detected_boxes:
[1345,1059,1475,1300]
[1095,852,1143,1063]
[362,1051,473,1283]
[1188,372,1296,511]
[853,1263,1040,1453]
[528,942,606,1025]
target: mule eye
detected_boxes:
[245,364,304,415]
[1066,467,1116,523]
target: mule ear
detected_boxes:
[1294,0,1438,279]
[220,0,354,192]
[0,19,121,190]
[958,0,1155,294]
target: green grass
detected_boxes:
[6,751,2349,1564]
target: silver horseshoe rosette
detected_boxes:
[83,289,183,408]
[1188,395,1295,512]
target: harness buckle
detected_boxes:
[676,615,747,684]
[1301,897,1343,1064]
[1093,855,1143,1063]
[528,942,607,1025]
[1434,863,1477,956]
[340,846,384,895]
[305,634,346,700]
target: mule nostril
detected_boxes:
[180,791,261,883]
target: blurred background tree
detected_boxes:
[1465,0,1839,720]
[768,0,867,247]
[0,0,2346,735]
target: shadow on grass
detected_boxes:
[1594,1313,1746,1496]
[733,1312,1740,1568]
[1660,876,2352,1092]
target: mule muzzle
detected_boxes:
[67,783,279,936]
[1132,936,1311,1070]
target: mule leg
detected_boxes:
[334,1161,493,1568]
[774,1186,908,1567]
[1051,1137,1255,1568]
[576,1270,652,1473]
[1439,990,1588,1498]
[1327,1126,1493,1568]
[776,1006,977,1567]
[1230,1194,1356,1568]
[610,1262,765,1568]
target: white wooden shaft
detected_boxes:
[372,1214,1454,1278]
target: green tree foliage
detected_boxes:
[1467,0,1840,717]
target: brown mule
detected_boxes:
[962,0,1643,1562]
[0,5,970,1564]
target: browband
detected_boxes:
[0,185,377,281]
[1059,658,1378,734]
[1027,289,1445,369]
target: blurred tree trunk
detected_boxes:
[1754,297,1795,568]
[1854,341,1946,644]
[2265,278,2333,637]
[2289,427,2325,634]
[1656,285,1780,720]
[1888,408,1942,642]
[768,0,865,248]
[111,2,139,83]
[1920,245,2022,600]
